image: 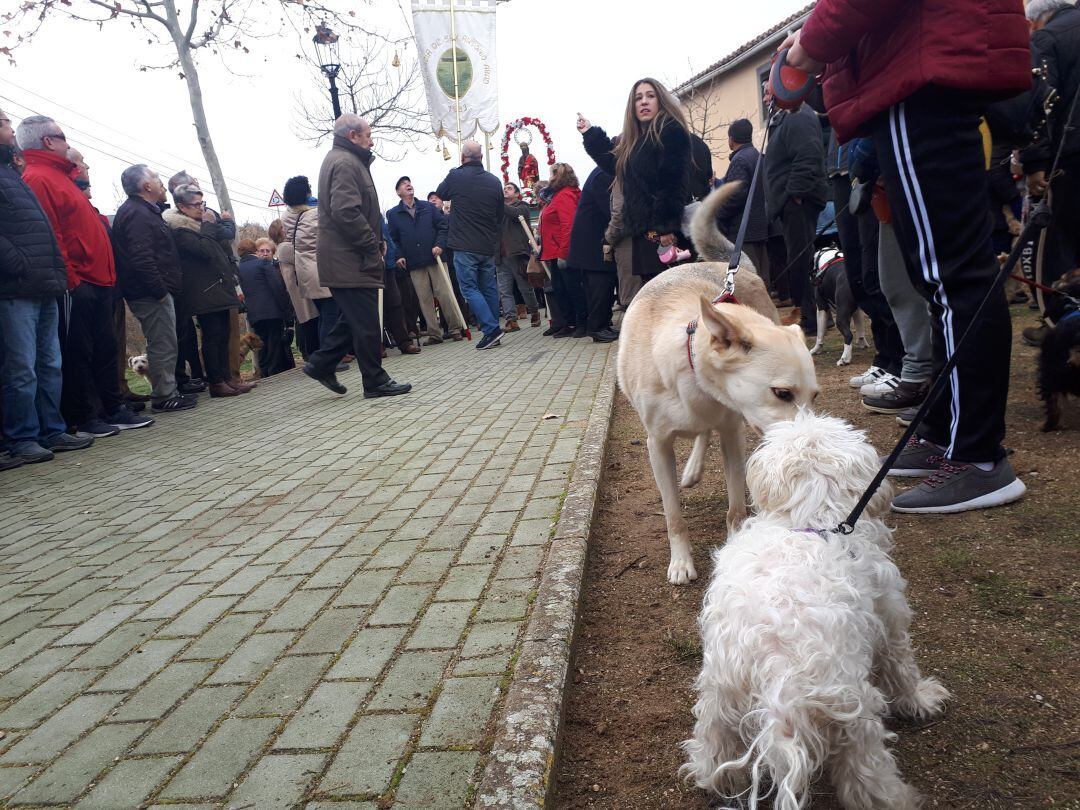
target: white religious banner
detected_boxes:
[411,0,499,141]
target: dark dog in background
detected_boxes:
[808,244,867,366]
[1038,269,1080,432]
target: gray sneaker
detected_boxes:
[892,458,1026,514]
[11,440,55,464]
[43,432,94,452]
[885,436,946,477]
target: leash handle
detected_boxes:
[769,49,816,110]
[837,201,1052,534]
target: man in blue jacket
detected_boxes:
[386,177,464,344]
[0,108,93,466]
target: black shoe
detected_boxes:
[125,400,146,413]
[106,407,156,430]
[79,419,120,438]
[571,326,587,338]
[1022,324,1048,347]
[552,326,574,339]
[588,329,618,343]
[152,394,197,412]
[335,362,350,373]
[364,380,412,398]
[542,326,559,336]
[863,380,928,414]
[179,380,206,395]
[303,363,346,395]
[0,450,25,472]
[42,432,94,452]
[476,328,504,350]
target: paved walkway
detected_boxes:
[0,327,612,808]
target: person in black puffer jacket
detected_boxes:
[0,109,88,464]
[237,238,295,377]
[578,77,693,285]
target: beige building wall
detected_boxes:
[683,56,775,178]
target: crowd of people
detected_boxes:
[1,0,1076,509]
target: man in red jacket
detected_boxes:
[17,115,148,437]
[782,1,1031,514]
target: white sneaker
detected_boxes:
[849,366,885,388]
[860,373,901,396]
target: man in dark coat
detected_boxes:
[497,183,540,331]
[0,109,93,464]
[764,101,829,332]
[1022,0,1080,342]
[436,140,506,349]
[715,119,770,284]
[568,167,617,342]
[387,177,464,344]
[302,114,410,398]
[113,164,195,413]
[788,0,1031,514]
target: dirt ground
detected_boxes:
[554,313,1080,809]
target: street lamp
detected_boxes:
[313,24,342,119]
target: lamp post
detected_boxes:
[313,24,342,119]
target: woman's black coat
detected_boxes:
[567,167,614,273]
[582,118,691,238]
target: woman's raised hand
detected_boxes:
[576,112,591,134]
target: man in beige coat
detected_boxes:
[302,115,411,398]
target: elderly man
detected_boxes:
[1021,0,1080,345]
[0,110,93,465]
[436,140,506,350]
[19,116,151,437]
[302,114,410,398]
[113,164,195,413]
[387,176,464,344]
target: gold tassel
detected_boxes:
[442,143,452,161]
[392,51,400,68]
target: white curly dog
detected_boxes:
[682,411,949,810]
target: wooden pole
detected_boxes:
[449,0,463,156]
[435,255,471,339]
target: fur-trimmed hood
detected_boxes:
[162,208,202,234]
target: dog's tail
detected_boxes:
[688,182,747,266]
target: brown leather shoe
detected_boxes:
[505,319,520,332]
[516,304,527,320]
[209,382,239,398]
[780,306,802,326]
[400,343,421,355]
[229,379,256,393]
[530,312,541,327]
[451,332,464,342]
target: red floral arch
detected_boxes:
[500,117,556,188]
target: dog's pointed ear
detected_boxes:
[699,295,752,351]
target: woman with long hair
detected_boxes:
[539,163,586,337]
[578,77,692,289]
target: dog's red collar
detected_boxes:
[686,292,740,371]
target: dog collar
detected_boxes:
[1058,309,1080,325]
[685,292,741,372]
[796,528,829,540]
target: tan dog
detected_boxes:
[238,331,264,371]
[617,185,820,584]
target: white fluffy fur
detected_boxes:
[128,354,149,376]
[682,412,949,809]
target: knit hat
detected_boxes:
[728,118,753,144]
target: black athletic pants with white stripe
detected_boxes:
[871,85,1010,464]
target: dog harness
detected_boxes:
[811,247,844,287]
[685,291,740,372]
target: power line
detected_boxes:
[0,77,274,199]
[0,93,273,214]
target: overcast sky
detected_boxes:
[1,0,808,223]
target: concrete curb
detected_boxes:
[474,354,617,808]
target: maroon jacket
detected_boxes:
[799,0,1032,143]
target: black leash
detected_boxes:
[836,198,1052,534]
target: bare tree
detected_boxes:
[296,36,429,162]
[1,0,402,212]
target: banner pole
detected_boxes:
[449,0,463,156]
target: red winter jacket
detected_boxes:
[539,186,581,261]
[799,0,1032,143]
[21,150,116,290]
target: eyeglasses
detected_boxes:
[181,201,206,209]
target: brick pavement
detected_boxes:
[0,327,613,808]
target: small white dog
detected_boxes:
[683,412,948,810]
[128,354,149,376]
